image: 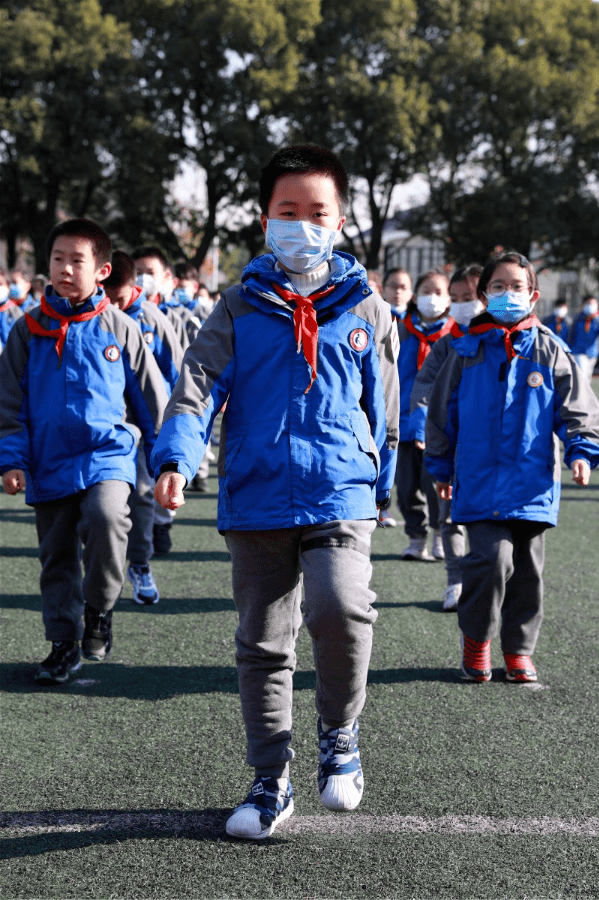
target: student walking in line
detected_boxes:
[103,251,183,606]
[424,252,599,683]
[396,268,459,561]
[568,295,599,382]
[152,145,399,839]
[409,264,483,609]
[0,219,168,684]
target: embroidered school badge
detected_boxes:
[349,328,369,352]
[143,331,155,344]
[104,345,121,362]
[527,371,543,387]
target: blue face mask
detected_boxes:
[485,290,532,325]
[265,219,338,274]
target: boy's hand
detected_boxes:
[154,472,186,510]
[414,440,425,451]
[2,469,26,495]
[436,481,452,500]
[572,459,591,486]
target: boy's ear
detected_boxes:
[97,261,112,283]
[260,213,268,235]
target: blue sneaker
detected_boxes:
[317,718,364,811]
[127,564,159,605]
[226,777,294,840]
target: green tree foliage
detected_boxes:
[285,0,430,269]
[2,0,599,276]
[0,0,136,270]
[411,0,599,267]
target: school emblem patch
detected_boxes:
[349,328,369,352]
[527,371,543,388]
[143,331,155,344]
[104,344,121,362]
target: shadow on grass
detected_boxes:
[0,662,240,698]
[166,517,217,527]
[0,512,37,525]
[0,546,39,558]
[0,808,262,857]
[0,594,236,614]
[0,662,462,696]
[375,598,444,612]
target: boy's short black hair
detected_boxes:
[174,261,199,281]
[103,251,136,289]
[46,218,111,266]
[449,263,483,288]
[477,252,538,298]
[131,246,171,270]
[383,267,411,287]
[259,144,349,216]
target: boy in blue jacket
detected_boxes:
[425,252,599,683]
[0,219,168,684]
[152,145,399,839]
[103,251,183,605]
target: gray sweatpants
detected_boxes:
[458,520,547,655]
[224,519,377,778]
[438,496,466,586]
[127,447,154,565]
[395,441,439,537]
[34,480,131,641]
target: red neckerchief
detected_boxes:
[555,317,568,336]
[0,298,18,314]
[25,294,110,361]
[585,311,599,333]
[272,283,336,394]
[468,314,541,362]
[123,284,143,311]
[404,313,463,369]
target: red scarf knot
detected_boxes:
[25,294,110,362]
[272,283,335,394]
[404,314,462,369]
[469,314,541,362]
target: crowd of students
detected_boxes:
[1,144,598,841]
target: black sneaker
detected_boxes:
[35,641,82,684]
[82,606,112,660]
[153,522,172,556]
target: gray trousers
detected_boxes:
[458,520,547,654]
[395,441,439,537]
[127,447,154,565]
[224,519,377,778]
[34,480,131,641]
[438,496,466,585]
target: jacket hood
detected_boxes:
[240,251,370,316]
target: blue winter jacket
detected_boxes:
[568,311,599,358]
[151,252,400,531]
[397,312,455,441]
[0,286,168,504]
[124,292,184,392]
[424,319,599,525]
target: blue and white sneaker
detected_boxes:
[127,564,159,605]
[226,776,294,840]
[317,717,364,811]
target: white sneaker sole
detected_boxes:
[226,799,294,840]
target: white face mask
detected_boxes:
[555,305,568,319]
[136,273,157,297]
[416,294,448,319]
[450,299,484,326]
[583,300,598,316]
[0,285,9,302]
[265,219,338,273]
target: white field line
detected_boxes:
[1,812,598,838]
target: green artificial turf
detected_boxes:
[1,434,598,899]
